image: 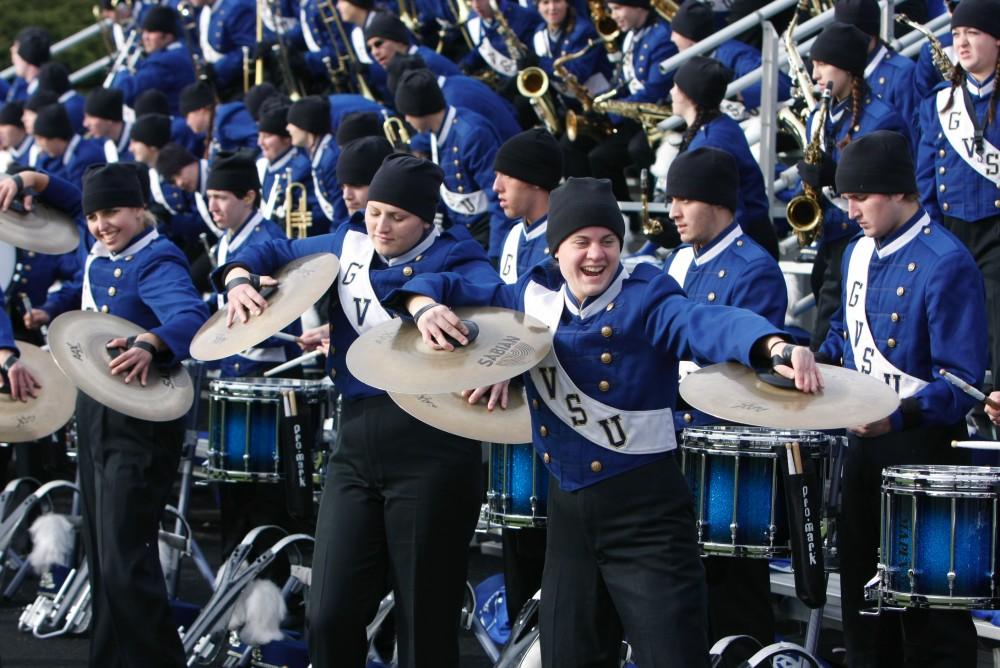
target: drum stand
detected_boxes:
[167,361,215,599]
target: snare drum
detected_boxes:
[485,443,548,528]
[206,377,329,482]
[878,465,1000,609]
[681,426,829,558]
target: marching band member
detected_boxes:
[0,103,34,168]
[670,56,779,259]
[528,0,612,104]
[389,176,822,668]
[31,104,106,190]
[820,130,985,667]
[110,6,197,115]
[83,87,135,163]
[835,0,919,145]
[187,0,256,97]
[156,141,220,237]
[585,0,676,201]
[36,62,86,136]
[459,0,542,83]
[24,162,209,668]
[334,0,391,99]
[491,128,562,625]
[662,147,786,649]
[916,0,1000,389]
[387,53,523,141]
[365,12,461,77]
[287,95,342,234]
[217,152,498,668]
[21,89,58,148]
[669,1,790,113]
[6,28,50,104]
[394,68,509,259]
[795,22,908,347]
[257,103,320,226]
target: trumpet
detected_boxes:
[896,13,954,80]
[786,83,832,246]
[383,116,411,150]
[285,174,313,239]
[516,67,562,135]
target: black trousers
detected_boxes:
[75,393,185,668]
[810,235,851,350]
[588,123,642,202]
[839,424,977,668]
[307,394,482,668]
[539,456,710,668]
[704,556,775,650]
[944,214,1000,385]
[501,526,546,621]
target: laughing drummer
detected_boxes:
[388,177,822,668]
[661,147,787,652]
[214,153,500,668]
[817,130,987,666]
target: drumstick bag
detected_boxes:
[280,396,314,520]
[778,452,826,608]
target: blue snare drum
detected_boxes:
[486,443,548,528]
[206,377,329,482]
[878,465,1000,609]
[681,426,829,558]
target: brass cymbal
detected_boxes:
[389,385,532,444]
[347,307,552,394]
[48,311,194,422]
[0,342,77,441]
[679,362,900,430]
[0,202,80,254]
[190,253,340,361]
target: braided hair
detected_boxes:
[943,52,1000,127]
[836,74,867,150]
[679,105,722,152]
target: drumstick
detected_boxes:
[282,390,291,418]
[952,440,1000,450]
[938,368,1000,410]
[288,389,298,417]
[784,443,796,474]
[19,292,31,314]
[791,441,803,474]
[271,332,299,343]
[263,350,322,377]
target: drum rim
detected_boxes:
[681,425,831,448]
[209,376,329,399]
[882,464,1000,491]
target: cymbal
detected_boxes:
[48,311,194,422]
[190,253,340,361]
[389,385,532,443]
[0,342,77,441]
[347,307,552,394]
[0,202,80,254]
[678,363,900,430]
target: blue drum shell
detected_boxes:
[487,443,548,526]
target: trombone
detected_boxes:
[102,26,142,87]
[285,172,313,239]
[315,0,376,100]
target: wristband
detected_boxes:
[1,353,19,375]
[771,344,794,369]
[225,274,260,293]
[125,335,157,356]
[10,174,23,196]
[412,302,439,323]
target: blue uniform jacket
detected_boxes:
[687,115,771,229]
[171,116,203,155]
[112,41,197,115]
[439,73,521,141]
[309,134,343,234]
[201,0,257,91]
[530,19,612,110]
[386,260,783,491]
[662,224,787,430]
[412,44,461,77]
[213,213,302,377]
[211,101,259,159]
[7,136,34,168]
[298,0,353,78]
[213,212,498,399]
[5,77,28,104]
[60,91,86,136]
[258,147,321,227]
[617,19,676,107]
[431,106,508,258]
[801,94,909,245]
[35,135,108,191]
[865,45,919,148]
[498,215,549,284]
[329,93,387,130]
[460,1,543,76]
[713,38,791,111]
[913,31,953,102]
[916,75,1000,224]
[819,211,987,431]
[42,228,208,364]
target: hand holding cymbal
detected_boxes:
[225,274,280,326]
[0,172,80,254]
[0,342,77,441]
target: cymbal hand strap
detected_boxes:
[125,336,157,357]
[412,302,440,323]
[0,352,19,394]
[225,274,261,293]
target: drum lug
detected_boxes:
[696,519,704,543]
[530,495,539,517]
[729,521,739,544]
[907,568,916,593]
[947,570,956,596]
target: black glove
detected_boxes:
[348,59,370,80]
[286,47,306,73]
[252,38,278,62]
[516,51,539,70]
[796,152,837,189]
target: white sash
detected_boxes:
[532,31,549,57]
[311,136,336,220]
[430,112,489,216]
[936,87,1000,180]
[148,168,176,216]
[666,246,694,289]
[217,211,262,265]
[622,29,646,95]
[103,138,119,163]
[499,222,523,284]
[199,4,225,64]
[62,135,81,167]
[475,24,517,77]
[351,25,373,64]
[844,227,931,398]
[27,144,41,168]
[301,6,321,52]
[336,229,394,335]
[522,279,676,454]
[82,229,160,311]
[195,192,224,237]
[864,46,888,79]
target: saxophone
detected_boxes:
[782,0,817,119]
[896,13,955,80]
[786,83,832,246]
[557,41,616,141]
[649,0,679,22]
[593,90,671,145]
[491,0,562,134]
[588,0,620,55]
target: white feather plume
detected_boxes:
[27,513,74,574]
